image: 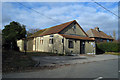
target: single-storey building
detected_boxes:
[86,27,114,43]
[17,20,96,55]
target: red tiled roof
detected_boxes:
[29,20,74,38]
[87,29,113,40]
[29,20,88,38]
[38,20,75,36]
[59,34,95,41]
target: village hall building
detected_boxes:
[17,20,96,55]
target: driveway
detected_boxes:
[32,54,118,67]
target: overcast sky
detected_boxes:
[2,2,118,39]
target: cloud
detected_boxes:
[2,2,118,38]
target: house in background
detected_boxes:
[86,27,114,43]
[17,20,96,55]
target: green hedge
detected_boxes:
[97,42,119,52]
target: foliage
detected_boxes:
[27,28,40,37]
[96,44,105,54]
[2,21,26,50]
[97,42,119,52]
[0,29,1,34]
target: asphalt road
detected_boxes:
[3,59,118,78]
[32,55,117,67]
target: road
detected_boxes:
[3,59,118,78]
[32,55,118,67]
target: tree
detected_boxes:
[2,21,26,50]
[27,28,40,37]
[0,29,1,34]
[113,30,116,40]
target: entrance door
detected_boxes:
[80,41,85,54]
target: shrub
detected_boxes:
[96,44,105,54]
[97,42,119,52]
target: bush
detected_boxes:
[96,44,105,54]
[97,42,119,52]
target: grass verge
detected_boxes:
[2,50,36,73]
[2,50,65,73]
[105,52,120,55]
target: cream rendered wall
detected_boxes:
[64,38,80,54]
[85,41,96,54]
[33,37,44,52]
[27,38,33,51]
[52,34,64,54]
[33,34,64,54]
[75,40,80,54]
[38,37,44,52]
[17,39,24,51]
[60,23,87,37]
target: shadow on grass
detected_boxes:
[2,50,36,73]
[2,50,65,73]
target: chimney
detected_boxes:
[95,27,100,32]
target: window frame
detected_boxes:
[100,39,103,42]
[68,40,74,48]
[73,25,76,29]
[49,38,53,44]
[107,39,109,42]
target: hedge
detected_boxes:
[97,42,120,52]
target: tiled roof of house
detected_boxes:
[59,34,95,41]
[29,20,75,38]
[86,28,113,40]
[28,20,88,38]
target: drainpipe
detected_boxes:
[24,34,27,55]
[63,38,64,54]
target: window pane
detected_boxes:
[50,35,53,37]
[49,39,53,44]
[68,40,73,48]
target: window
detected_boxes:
[111,40,113,42]
[50,35,54,37]
[100,39,103,42]
[40,40,41,44]
[41,40,43,44]
[68,40,73,48]
[40,39,43,44]
[49,39,53,44]
[73,25,76,29]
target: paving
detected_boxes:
[32,54,118,67]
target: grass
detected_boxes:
[2,50,37,73]
[2,50,65,73]
[105,52,120,55]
